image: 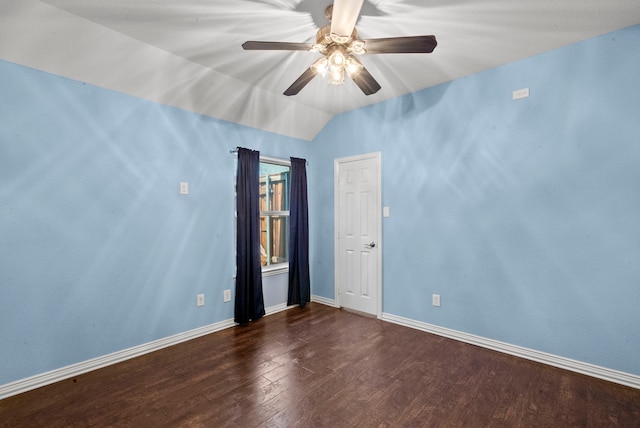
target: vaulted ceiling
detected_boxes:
[2,0,640,140]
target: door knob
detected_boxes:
[364,242,376,249]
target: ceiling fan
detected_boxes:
[242,0,437,96]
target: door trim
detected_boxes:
[334,151,382,319]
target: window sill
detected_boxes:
[262,265,289,277]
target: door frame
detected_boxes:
[334,151,382,318]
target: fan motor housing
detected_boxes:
[316,24,358,46]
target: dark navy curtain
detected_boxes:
[235,148,265,324]
[287,157,310,307]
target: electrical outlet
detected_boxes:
[512,87,530,100]
[223,289,231,302]
[197,294,205,307]
[432,294,441,307]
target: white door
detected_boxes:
[335,152,381,317]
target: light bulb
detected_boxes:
[328,51,346,72]
[328,68,345,85]
[311,57,328,75]
[345,56,363,77]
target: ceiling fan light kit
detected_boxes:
[311,45,364,85]
[242,0,437,96]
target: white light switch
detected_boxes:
[383,206,390,217]
[432,294,441,307]
[180,182,189,195]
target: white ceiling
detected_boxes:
[2,0,640,140]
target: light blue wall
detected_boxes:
[2,23,639,387]
[0,60,309,385]
[309,24,640,375]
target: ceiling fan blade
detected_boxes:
[330,0,364,38]
[362,35,437,54]
[242,41,315,51]
[351,66,381,96]
[284,67,318,96]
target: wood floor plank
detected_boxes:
[1,303,639,427]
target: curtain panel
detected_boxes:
[235,148,265,324]
[287,157,310,307]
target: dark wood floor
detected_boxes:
[1,303,639,427]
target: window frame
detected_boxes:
[258,155,290,275]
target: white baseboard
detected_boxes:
[0,302,299,400]
[382,312,640,390]
[5,304,636,400]
[0,318,235,400]
[311,294,337,307]
[265,302,292,315]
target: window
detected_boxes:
[259,158,290,271]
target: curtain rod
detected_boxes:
[229,147,308,164]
